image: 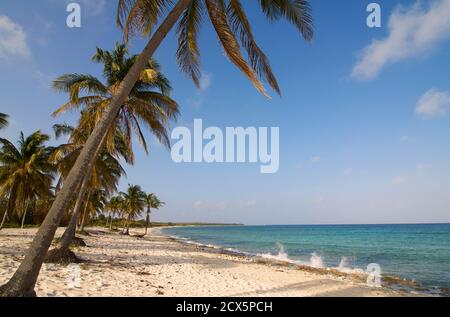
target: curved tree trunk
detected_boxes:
[60,182,88,246]
[0,209,9,231]
[20,208,27,230]
[20,201,31,230]
[46,127,107,263]
[78,194,90,234]
[0,0,190,297]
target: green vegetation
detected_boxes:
[0,0,313,297]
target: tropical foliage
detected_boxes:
[120,184,146,235]
[52,43,179,159]
[0,113,8,130]
[144,193,165,235]
[0,0,313,297]
[0,131,56,229]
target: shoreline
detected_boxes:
[0,227,417,297]
[159,227,436,297]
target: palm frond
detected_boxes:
[0,113,9,130]
[117,0,174,41]
[259,0,314,42]
[227,0,281,94]
[176,0,204,87]
[205,0,269,97]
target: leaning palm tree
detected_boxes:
[120,185,146,235]
[0,113,9,130]
[48,45,176,245]
[52,43,179,159]
[0,0,313,297]
[143,193,164,236]
[0,131,55,230]
[45,124,125,263]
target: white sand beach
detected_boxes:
[0,227,406,297]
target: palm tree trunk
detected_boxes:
[124,214,132,235]
[47,129,106,262]
[0,181,18,231]
[0,211,9,231]
[0,0,190,297]
[78,194,90,233]
[109,214,114,230]
[124,216,129,235]
[20,202,30,230]
[55,177,90,252]
[121,217,127,234]
[144,207,151,236]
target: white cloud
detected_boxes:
[416,89,450,118]
[310,156,321,163]
[391,176,406,185]
[34,70,54,90]
[245,200,257,207]
[0,15,30,60]
[200,72,213,91]
[416,163,432,171]
[343,168,353,176]
[400,135,410,142]
[352,0,450,80]
[193,200,226,212]
[187,72,213,108]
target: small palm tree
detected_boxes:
[0,131,55,230]
[144,193,164,236]
[79,189,108,232]
[120,185,146,235]
[0,113,9,130]
[105,195,124,230]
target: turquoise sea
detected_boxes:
[164,224,450,295]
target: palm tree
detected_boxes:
[0,0,313,297]
[52,43,179,159]
[144,193,164,236]
[0,113,9,130]
[48,45,176,244]
[79,189,108,233]
[0,131,55,230]
[120,185,146,235]
[106,195,124,230]
[45,124,125,262]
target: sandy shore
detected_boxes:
[0,227,406,297]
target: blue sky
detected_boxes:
[1,0,450,225]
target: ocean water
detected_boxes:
[164,224,450,295]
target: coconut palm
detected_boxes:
[79,189,108,233]
[120,185,146,235]
[0,113,9,130]
[52,43,179,160]
[0,0,313,297]
[45,124,125,262]
[48,45,176,244]
[106,195,124,230]
[0,131,55,230]
[143,193,164,236]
